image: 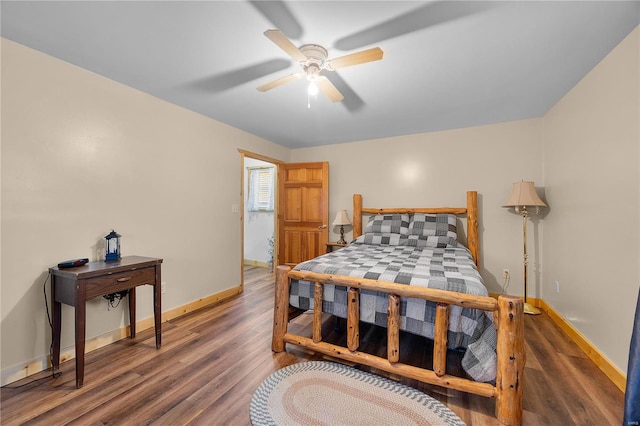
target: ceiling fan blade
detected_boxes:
[257,73,302,92]
[264,29,307,62]
[327,47,383,70]
[316,76,344,102]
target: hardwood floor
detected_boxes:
[1,266,624,425]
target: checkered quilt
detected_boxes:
[289,237,497,382]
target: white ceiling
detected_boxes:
[2,1,638,149]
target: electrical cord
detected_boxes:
[43,274,62,380]
[502,272,511,294]
[4,274,61,389]
[104,290,129,309]
[7,276,129,388]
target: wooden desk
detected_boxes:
[49,255,162,388]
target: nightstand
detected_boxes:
[326,242,347,253]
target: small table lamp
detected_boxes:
[332,210,351,244]
[104,229,121,262]
[503,181,547,315]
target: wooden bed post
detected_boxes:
[387,294,401,363]
[353,194,363,238]
[272,265,291,352]
[495,295,525,426]
[313,282,323,343]
[347,288,360,351]
[433,303,450,376]
[466,191,479,266]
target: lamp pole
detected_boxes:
[520,206,541,315]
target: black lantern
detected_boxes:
[104,229,121,262]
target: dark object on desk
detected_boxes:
[49,255,163,388]
[624,288,639,425]
[57,258,89,269]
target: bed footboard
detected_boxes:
[271,265,524,426]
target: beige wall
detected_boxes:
[542,27,640,372]
[0,38,289,378]
[291,119,545,295]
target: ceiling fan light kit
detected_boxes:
[307,80,319,96]
[257,29,383,104]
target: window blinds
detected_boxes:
[247,167,275,212]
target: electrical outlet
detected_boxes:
[555,280,560,293]
[502,269,510,280]
[161,281,167,294]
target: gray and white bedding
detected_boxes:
[289,213,497,383]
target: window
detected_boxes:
[247,167,275,212]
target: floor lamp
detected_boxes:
[503,181,547,315]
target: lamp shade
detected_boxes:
[503,181,547,208]
[332,210,351,226]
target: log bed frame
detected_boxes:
[272,191,525,425]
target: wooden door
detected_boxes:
[278,162,329,267]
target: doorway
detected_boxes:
[239,150,282,289]
[238,150,329,290]
[243,158,276,270]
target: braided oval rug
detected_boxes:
[250,361,466,425]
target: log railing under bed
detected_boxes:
[272,191,525,425]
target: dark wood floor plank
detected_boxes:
[0,266,624,425]
[21,372,144,426]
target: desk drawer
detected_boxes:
[85,267,156,299]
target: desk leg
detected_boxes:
[51,275,61,370]
[75,280,87,388]
[154,266,162,349]
[128,287,136,338]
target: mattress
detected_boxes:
[289,237,497,382]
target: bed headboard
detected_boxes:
[352,191,479,266]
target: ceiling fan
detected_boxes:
[257,29,383,103]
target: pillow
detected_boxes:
[405,235,460,248]
[408,213,457,239]
[365,214,410,235]
[354,233,407,246]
